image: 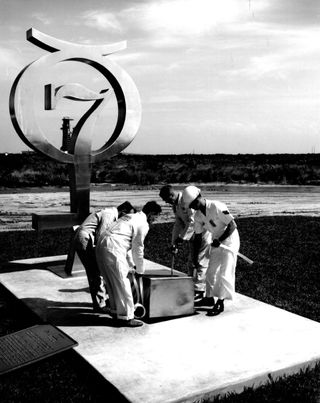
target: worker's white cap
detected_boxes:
[182,186,201,207]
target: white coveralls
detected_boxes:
[172,192,211,291]
[74,207,118,309]
[95,212,149,320]
[194,200,240,300]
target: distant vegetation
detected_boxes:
[1,152,320,187]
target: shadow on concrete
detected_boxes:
[20,298,116,327]
[145,310,199,324]
[0,264,50,274]
[20,296,199,327]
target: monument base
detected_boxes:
[1,256,320,403]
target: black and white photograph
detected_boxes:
[0,1,319,402]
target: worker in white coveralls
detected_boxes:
[74,201,135,313]
[159,184,211,298]
[182,186,240,316]
[95,201,162,327]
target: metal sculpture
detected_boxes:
[9,28,141,220]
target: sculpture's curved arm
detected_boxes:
[26,28,127,55]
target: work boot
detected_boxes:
[194,297,215,307]
[116,318,144,327]
[93,299,110,313]
[124,319,144,327]
[194,290,204,301]
[93,305,109,314]
[207,299,224,316]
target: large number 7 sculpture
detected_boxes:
[9,28,141,273]
[10,28,141,221]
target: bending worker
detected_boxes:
[159,184,211,297]
[95,201,162,327]
[182,186,240,316]
[74,201,135,313]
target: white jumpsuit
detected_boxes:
[172,193,211,291]
[95,212,149,320]
[194,200,240,300]
[75,207,118,309]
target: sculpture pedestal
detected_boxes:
[1,256,320,403]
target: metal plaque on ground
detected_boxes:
[0,324,78,375]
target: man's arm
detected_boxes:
[171,218,185,245]
[192,213,204,264]
[126,250,135,269]
[179,208,195,241]
[193,233,203,266]
[212,220,237,247]
[172,207,195,246]
[132,224,149,274]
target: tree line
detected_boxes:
[0,152,320,187]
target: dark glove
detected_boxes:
[211,239,221,248]
[176,237,183,245]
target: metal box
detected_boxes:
[141,263,194,319]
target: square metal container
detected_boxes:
[142,271,194,319]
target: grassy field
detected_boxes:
[0,216,320,402]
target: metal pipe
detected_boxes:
[134,303,146,319]
[219,244,254,265]
[171,253,175,276]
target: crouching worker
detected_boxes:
[95,201,162,327]
[182,186,240,316]
[74,201,135,313]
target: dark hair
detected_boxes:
[117,201,135,214]
[142,201,162,215]
[159,184,173,199]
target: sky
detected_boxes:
[1,0,320,155]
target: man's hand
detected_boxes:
[193,260,199,269]
[170,245,179,254]
[211,239,221,248]
[171,237,183,254]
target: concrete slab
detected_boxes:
[1,258,320,403]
